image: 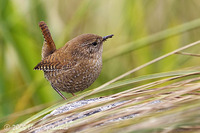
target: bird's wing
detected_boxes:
[34,52,75,71]
[34,60,63,71]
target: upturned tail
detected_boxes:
[39,21,56,59]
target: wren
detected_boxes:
[34,21,113,100]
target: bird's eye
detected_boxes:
[92,42,97,46]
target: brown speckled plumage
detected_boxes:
[34,21,113,99]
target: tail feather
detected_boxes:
[39,21,56,59]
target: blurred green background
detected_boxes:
[1,0,200,127]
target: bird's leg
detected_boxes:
[71,93,75,96]
[51,85,67,100]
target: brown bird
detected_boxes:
[34,21,113,100]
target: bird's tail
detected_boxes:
[39,21,56,59]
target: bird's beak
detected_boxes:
[102,34,114,41]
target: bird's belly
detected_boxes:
[44,61,102,93]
